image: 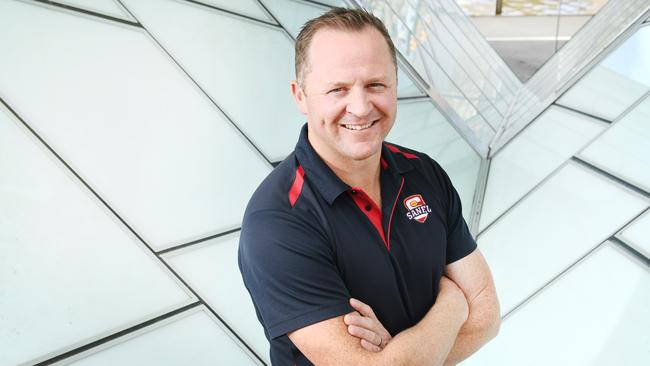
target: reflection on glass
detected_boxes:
[455,0,497,16]
[404,0,511,115]
[491,0,645,153]
[502,0,609,15]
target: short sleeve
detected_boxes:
[238,209,353,340]
[428,159,477,264]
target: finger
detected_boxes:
[349,298,376,319]
[344,313,376,330]
[347,325,382,346]
[360,338,382,352]
[343,311,361,325]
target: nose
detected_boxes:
[345,88,373,118]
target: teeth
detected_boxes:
[343,121,375,130]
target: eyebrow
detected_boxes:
[324,76,390,88]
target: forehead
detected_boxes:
[306,26,393,76]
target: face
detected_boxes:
[291,26,397,166]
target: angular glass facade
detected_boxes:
[1,0,648,365]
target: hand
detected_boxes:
[439,276,469,323]
[344,298,392,352]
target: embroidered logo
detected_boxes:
[404,194,431,223]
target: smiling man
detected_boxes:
[239,8,500,366]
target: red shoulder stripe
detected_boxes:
[385,143,419,159]
[288,165,305,207]
[380,156,388,169]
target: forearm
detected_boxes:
[443,289,501,365]
[376,294,467,366]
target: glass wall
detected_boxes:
[0,0,483,364]
[471,20,650,365]
[356,0,522,156]
[490,0,650,154]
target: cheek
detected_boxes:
[319,101,347,125]
[374,95,397,117]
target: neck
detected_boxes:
[324,152,382,191]
[306,129,384,206]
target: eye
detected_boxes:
[327,87,344,94]
[368,83,386,89]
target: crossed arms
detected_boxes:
[288,248,500,365]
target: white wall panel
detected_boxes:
[480,106,605,230]
[0,106,193,366]
[122,0,301,162]
[579,95,650,192]
[163,234,270,364]
[478,162,648,315]
[619,210,650,258]
[464,243,650,365]
[65,307,259,366]
[0,0,272,250]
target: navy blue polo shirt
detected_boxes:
[239,124,477,365]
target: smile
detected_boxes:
[342,120,378,131]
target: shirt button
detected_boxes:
[364,204,372,211]
[351,190,357,195]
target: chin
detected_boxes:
[341,141,383,161]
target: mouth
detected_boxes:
[342,120,379,131]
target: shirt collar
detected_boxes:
[294,124,414,205]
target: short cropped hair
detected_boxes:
[295,7,397,87]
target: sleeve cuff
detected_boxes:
[267,301,354,340]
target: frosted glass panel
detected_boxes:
[557,25,650,122]
[0,0,272,250]
[0,107,193,366]
[163,234,270,364]
[67,307,258,366]
[480,106,606,230]
[260,0,330,37]
[388,99,480,219]
[464,243,650,366]
[619,210,650,259]
[54,0,135,21]
[478,162,648,315]
[579,96,650,192]
[122,0,300,162]
[557,66,648,121]
[601,26,650,87]
[196,0,275,22]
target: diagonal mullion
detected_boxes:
[29,0,141,27]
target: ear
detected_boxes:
[290,80,308,115]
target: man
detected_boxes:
[239,7,500,366]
